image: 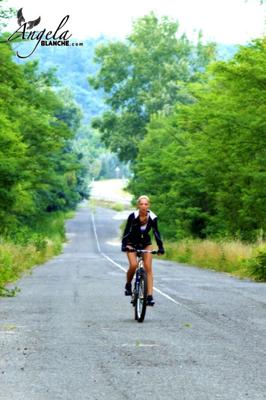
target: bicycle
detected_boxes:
[127,248,159,323]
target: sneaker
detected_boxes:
[124,282,132,296]
[146,295,155,306]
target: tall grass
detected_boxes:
[0,211,74,295]
[118,212,266,281]
[164,239,266,281]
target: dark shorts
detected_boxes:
[127,240,152,249]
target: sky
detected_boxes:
[3,0,266,44]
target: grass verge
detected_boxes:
[163,239,266,281]
[89,198,132,211]
[0,210,74,296]
[91,200,266,282]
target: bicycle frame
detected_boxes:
[131,250,158,300]
[133,253,145,303]
[128,248,158,322]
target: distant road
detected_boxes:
[90,179,133,206]
[0,202,266,399]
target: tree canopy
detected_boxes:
[129,38,266,241]
[0,39,88,235]
[89,13,216,162]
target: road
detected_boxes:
[0,202,266,400]
[90,179,132,206]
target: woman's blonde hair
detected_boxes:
[137,195,150,205]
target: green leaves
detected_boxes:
[0,38,85,234]
[89,12,216,162]
[130,37,266,242]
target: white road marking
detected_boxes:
[102,253,127,273]
[91,211,101,253]
[91,212,184,308]
[153,287,183,306]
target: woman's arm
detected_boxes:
[152,217,164,252]
[121,213,134,250]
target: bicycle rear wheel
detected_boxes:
[135,270,147,323]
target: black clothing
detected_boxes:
[121,209,164,251]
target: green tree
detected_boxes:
[130,38,266,241]
[192,38,266,240]
[0,43,32,230]
[0,40,86,234]
[89,13,216,162]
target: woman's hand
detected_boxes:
[157,247,165,256]
[126,245,134,251]
[122,245,135,252]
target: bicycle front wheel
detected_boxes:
[135,270,147,323]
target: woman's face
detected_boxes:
[138,199,149,213]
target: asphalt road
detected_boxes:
[0,202,266,400]
[90,179,132,206]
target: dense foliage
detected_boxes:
[129,38,266,242]
[90,13,265,242]
[15,37,131,179]
[0,40,88,237]
[89,13,216,162]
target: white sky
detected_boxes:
[3,0,266,44]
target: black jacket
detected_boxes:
[121,209,164,250]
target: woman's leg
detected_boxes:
[143,244,153,296]
[126,251,138,283]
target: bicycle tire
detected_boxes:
[135,270,147,323]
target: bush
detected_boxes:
[247,249,266,281]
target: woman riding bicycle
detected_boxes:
[121,195,165,306]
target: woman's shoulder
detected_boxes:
[148,210,157,220]
[127,211,136,220]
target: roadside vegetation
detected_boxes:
[164,239,266,281]
[89,199,129,212]
[0,6,88,295]
[0,211,74,296]
[93,196,266,282]
[1,4,265,293]
[90,14,266,282]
